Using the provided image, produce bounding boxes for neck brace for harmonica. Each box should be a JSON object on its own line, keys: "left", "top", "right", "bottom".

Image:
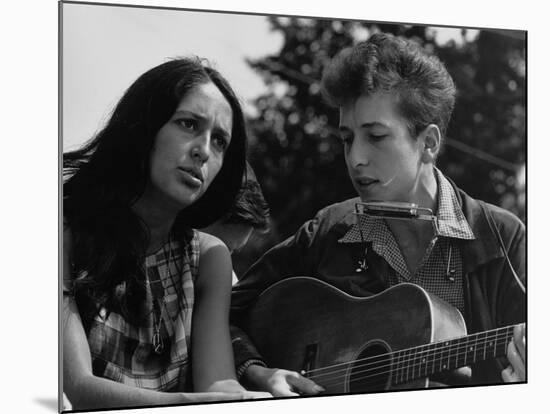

{"left": 352, "top": 201, "right": 441, "bottom": 274}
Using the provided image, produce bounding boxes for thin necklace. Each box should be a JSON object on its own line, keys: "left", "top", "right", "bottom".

{"left": 356, "top": 215, "right": 370, "bottom": 273}
{"left": 151, "top": 234, "right": 174, "bottom": 355}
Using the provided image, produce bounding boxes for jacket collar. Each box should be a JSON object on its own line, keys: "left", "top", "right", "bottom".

{"left": 447, "top": 177, "right": 504, "bottom": 273}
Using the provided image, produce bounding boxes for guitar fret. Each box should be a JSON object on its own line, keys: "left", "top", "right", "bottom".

{"left": 464, "top": 335, "right": 469, "bottom": 367}
{"left": 405, "top": 348, "right": 411, "bottom": 382}
{"left": 392, "top": 350, "right": 401, "bottom": 385}
{"left": 416, "top": 346, "right": 424, "bottom": 380}
{"left": 449, "top": 338, "right": 456, "bottom": 371}
{"left": 408, "top": 348, "right": 414, "bottom": 381}
{"left": 439, "top": 342, "right": 443, "bottom": 372}
{"left": 483, "top": 332, "right": 488, "bottom": 361}
{"left": 432, "top": 344, "right": 437, "bottom": 374}
{"left": 413, "top": 348, "right": 418, "bottom": 380}
{"left": 457, "top": 336, "right": 465, "bottom": 371}
{"left": 476, "top": 331, "right": 487, "bottom": 362}
{"left": 399, "top": 349, "right": 404, "bottom": 385}
{"left": 465, "top": 334, "right": 475, "bottom": 366}
{"left": 443, "top": 341, "right": 450, "bottom": 371}
{"left": 472, "top": 333, "right": 477, "bottom": 363}
{"left": 400, "top": 349, "right": 405, "bottom": 383}
{"left": 411, "top": 349, "right": 418, "bottom": 379}
{"left": 423, "top": 344, "right": 431, "bottom": 377}
{"left": 400, "top": 349, "right": 405, "bottom": 384}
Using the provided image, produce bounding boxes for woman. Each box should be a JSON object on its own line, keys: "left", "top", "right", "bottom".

{"left": 62, "top": 57, "right": 271, "bottom": 410}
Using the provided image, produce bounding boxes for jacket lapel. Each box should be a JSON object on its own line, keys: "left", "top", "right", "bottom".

{"left": 447, "top": 178, "right": 503, "bottom": 273}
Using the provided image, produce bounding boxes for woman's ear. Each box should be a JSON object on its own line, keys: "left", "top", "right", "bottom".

{"left": 420, "top": 124, "right": 441, "bottom": 164}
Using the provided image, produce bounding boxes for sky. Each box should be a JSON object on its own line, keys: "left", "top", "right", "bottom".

{"left": 62, "top": 3, "right": 283, "bottom": 150}
{"left": 61, "top": 3, "right": 481, "bottom": 152}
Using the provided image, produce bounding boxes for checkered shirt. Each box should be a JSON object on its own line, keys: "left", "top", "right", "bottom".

{"left": 80, "top": 230, "right": 200, "bottom": 391}
{"left": 338, "top": 169, "right": 475, "bottom": 314}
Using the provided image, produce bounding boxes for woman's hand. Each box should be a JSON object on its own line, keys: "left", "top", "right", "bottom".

{"left": 186, "top": 390, "right": 271, "bottom": 403}
{"left": 501, "top": 324, "right": 526, "bottom": 382}
{"left": 244, "top": 365, "right": 324, "bottom": 397}
{"left": 205, "top": 379, "right": 272, "bottom": 400}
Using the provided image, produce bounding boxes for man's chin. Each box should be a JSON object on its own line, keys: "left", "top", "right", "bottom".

{"left": 358, "top": 193, "right": 382, "bottom": 203}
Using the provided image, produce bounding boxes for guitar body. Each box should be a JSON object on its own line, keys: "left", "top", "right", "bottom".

{"left": 243, "top": 277, "right": 467, "bottom": 394}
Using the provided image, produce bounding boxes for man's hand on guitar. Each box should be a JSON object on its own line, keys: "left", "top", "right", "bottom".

{"left": 244, "top": 365, "right": 325, "bottom": 397}
{"left": 502, "top": 324, "right": 525, "bottom": 382}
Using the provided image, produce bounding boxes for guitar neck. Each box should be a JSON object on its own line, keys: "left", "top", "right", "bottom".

{"left": 391, "top": 325, "right": 515, "bottom": 385}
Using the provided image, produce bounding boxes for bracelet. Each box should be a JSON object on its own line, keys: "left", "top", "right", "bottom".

{"left": 236, "top": 358, "right": 267, "bottom": 380}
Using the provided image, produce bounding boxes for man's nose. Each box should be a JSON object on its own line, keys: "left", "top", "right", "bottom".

{"left": 348, "top": 137, "right": 370, "bottom": 167}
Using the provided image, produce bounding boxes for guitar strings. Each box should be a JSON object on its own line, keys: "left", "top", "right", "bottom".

{"left": 309, "top": 333, "right": 512, "bottom": 390}
{"left": 306, "top": 330, "right": 512, "bottom": 382}
{"left": 316, "top": 336, "right": 510, "bottom": 390}
{"left": 304, "top": 329, "right": 513, "bottom": 388}
{"left": 308, "top": 335, "right": 511, "bottom": 388}
{"left": 304, "top": 326, "right": 513, "bottom": 377}
{"left": 307, "top": 336, "right": 512, "bottom": 390}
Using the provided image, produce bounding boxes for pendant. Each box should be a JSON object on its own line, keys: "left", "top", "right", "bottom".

{"left": 153, "top": 330, "right": 164, "bottom": 354}
{"left": 446, "top": 269, "right": 456, "bottom": 282}
{"left": 356, "top": 258, "right": 368, "bottom": 273}
{"left": 355, "top": 245, "right": 369, "bottom": 273}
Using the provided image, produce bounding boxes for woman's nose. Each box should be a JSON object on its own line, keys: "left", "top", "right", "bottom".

{"left": 191, "top": 133, "right": 211, "bottom": 162}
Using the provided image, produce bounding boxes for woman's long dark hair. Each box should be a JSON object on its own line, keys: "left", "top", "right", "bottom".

{"left": 63, "top": 57, "right": 247, "bottom": 327}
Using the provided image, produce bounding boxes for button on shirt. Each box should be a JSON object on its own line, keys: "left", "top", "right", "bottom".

{"left": 338, "top": 168, "right": 475, "bottom": 315}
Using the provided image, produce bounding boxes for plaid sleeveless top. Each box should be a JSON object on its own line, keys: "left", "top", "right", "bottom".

{"left": 84, "top": 229, "right": 200, "bottom": 391}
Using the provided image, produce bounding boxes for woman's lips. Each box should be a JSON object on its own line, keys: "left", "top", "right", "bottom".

{"left": 178, "top": 168, "right": 203, "bottom": 188}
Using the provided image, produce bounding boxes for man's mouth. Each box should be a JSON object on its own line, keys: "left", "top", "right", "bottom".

{"left": 355, "top": 177, "right": 378, "bottom": 187}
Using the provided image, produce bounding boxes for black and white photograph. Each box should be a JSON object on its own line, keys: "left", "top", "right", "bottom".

{"left": 4, "top": 0, "right": 547, "bottom": 413}
{"left": 59, "top": 0, "right": 530, "bottom": 412}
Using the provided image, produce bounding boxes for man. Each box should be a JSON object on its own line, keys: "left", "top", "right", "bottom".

{"left": 202, "top": 162, "right": 270, "bottom": 284}
{"left": 230, "top": 33, "right": 525, "bottom": 396}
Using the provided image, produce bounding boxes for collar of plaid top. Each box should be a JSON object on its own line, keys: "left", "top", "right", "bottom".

{"left": 338, "top": 168, "right": 475, "bottom": 278}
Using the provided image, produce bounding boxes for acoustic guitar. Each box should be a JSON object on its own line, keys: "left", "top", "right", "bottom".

{"left": 243, "top": 277, "right": 520, "bottom": 393}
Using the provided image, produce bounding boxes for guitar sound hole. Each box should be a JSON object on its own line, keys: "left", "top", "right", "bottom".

{"left": 348, "top": 342, "right": 391, "bottom": 393}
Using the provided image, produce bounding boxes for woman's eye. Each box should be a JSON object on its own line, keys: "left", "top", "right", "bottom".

{"left": 177, "top": 118, "right": 198, "bottom": 131}
{"left": 213, "top": 135, "right": 229, "bottom": 152}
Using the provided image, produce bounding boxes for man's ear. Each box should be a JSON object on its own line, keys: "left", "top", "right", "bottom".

{"left": 420, "top": 124, "right": 441, "bottom": 163}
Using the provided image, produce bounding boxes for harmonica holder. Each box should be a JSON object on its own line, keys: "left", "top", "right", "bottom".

{"left": 353, "top": 201, "right": 444, "bottom": 276}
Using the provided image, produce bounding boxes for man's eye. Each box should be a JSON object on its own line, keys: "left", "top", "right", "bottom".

{"left": 339, "top": 134, "right": 352, "bottom": 145}
{"left": 369, "top": 134, "right": 387, "bottom": 141}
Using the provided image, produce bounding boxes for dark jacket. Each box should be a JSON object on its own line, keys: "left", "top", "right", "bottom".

{"left": 231, "top": 179, "right": 526, "bottom": 385}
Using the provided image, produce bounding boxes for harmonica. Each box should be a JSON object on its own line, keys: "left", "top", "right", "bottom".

{"left": 355, "top": 201, "right": 438, "bottom": 231}
{"left": 355, "top": 201, "right": 422, "bottom": 218}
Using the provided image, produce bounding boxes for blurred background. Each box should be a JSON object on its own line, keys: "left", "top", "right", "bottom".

{"left": 62, "top": 4, "right": 526, "bottom": 276}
